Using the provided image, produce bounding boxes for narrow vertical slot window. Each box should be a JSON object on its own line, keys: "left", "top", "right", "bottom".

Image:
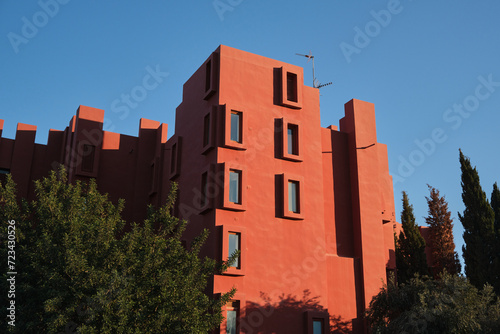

{"left": 230, "top": 111, "right": 242, "bottom": 143}
{"left": 287, "top": 124, "right": 298, "bottom": 155}
{"left": 226, "top": 300, "right": 239, "bottom": 334}
{"left": 223, "top": 106, "right": 246, "bottom": 150}
{"left": 287, "top": 72, "right": 298, "bottom": 102}
{"left": 288, "top": 180, "right": 299, "bottom": 213}
{"left": 229, "top": 170, "right": 241, "bottom": 204}
{"left": 228, "top": 232, "right": 240, "bottom": 268}
{"left": 203, "top": 113, "right": 211, "bottom": 147}
{"left": 205, "top": 60, "right": 212, "bottom": 93}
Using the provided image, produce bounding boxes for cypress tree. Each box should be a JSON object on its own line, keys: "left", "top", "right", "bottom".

{"left": 396, "top": 191, "right": 429, "bottom": 283}
{"left": 425, "top": 185, "right": 461, "bottom": 277}
{"left": 458, "top": 149, "right": 495, "bottom": 290}
{"left": 492, "top": 182, "right": 500, "bottom": 236}
{"left": 491, "top": 182, "right": 500, "bottom": 294}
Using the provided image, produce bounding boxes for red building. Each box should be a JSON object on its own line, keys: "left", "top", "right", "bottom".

{"left": 0, "top": 46, "right": 398, "bottom": 333}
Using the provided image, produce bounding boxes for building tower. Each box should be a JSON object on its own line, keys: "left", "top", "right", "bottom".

{"left": 165, "top": 45, "right": 397, "bottom": 333}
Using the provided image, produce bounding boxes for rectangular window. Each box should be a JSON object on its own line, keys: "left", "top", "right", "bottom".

{"left": 82, "top": 144, "right": 96, "bottom": 173}
{"left": 288, "top": 180, "right": 299, "bottom": 213}
{"left": 228, "top": 232, "right": 240, "bottom": 268}
{"left": 287, "top": 124, "right": 298, "bottom": 155}
{"left": 205, "top": 60, "right": 212, "bottom": 93}
{"left": 230, "top": 111, "right": 242, "bottom": 143}
{"left": 226, "top": 300, "right": 239, "bottom": 334}
{"left": 287, "top": 72, "right": 298, "bottom": 102}
{"left": 221, "top": 225, "right": 246, "bottom": 275}
{"left": 229, "top": 170, "right": 241, "bottom": 204}
{"left": 203, "top": 113, "right": 211, "bottom": 147}
{"left": 223, "top": 106, "right": 246, "bottom": 150}
{"left": 201, "top": 172, "right": 208, "bottom": 207}
{"left": 313, "top": 319, "right": 323, "bottom": 334}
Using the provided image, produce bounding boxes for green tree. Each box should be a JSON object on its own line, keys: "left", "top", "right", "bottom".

{"left": 491, "top": 182, "right": 500, "bottom": 294}
{"left": 395, "top": 191, "right": 429, "bottom": 283}
{"left": 0, "top": 169, "right": 235, "bottom": 333}
{"left": 425, "top": 185, "right": 461, "bottom": 277}
{"left": 365, "top": 273, "right": 500, "bottom": 333}
{"left": 458, "top": 150, "right": 496, "bottom": 290}
{"left": 492, "top": 182, "right": 500, "bottom": 236}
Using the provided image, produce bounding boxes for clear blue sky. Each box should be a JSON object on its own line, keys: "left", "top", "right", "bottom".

{"left": 2, "top": 1, "right": 500, "bottom": 269}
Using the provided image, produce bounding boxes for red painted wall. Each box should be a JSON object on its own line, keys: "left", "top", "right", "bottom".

{"left": 0, "top": 45, "right": 400, "bottom": 333}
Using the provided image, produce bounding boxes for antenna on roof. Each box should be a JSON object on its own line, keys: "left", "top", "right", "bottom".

{"left": 295, "top": 51, "right": 332, "bottom": 89}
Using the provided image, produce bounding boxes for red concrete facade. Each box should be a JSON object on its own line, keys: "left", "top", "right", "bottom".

{"left": 0, "top": 45, "right": 398, "bottom": 333}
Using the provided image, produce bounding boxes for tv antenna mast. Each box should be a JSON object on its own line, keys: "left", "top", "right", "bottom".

{"left": 295, "top": 51, "right": 332, "bottom": 89}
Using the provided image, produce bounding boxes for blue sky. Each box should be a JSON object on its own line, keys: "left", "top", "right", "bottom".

{"left": 2, "top": 1, "right": 500, "bottom": 269}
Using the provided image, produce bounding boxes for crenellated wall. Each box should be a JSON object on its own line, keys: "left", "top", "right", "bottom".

{"left": 0, "top": 105, "right": 169, "bottom": 224}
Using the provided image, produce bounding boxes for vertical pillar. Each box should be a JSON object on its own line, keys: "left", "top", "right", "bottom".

{"left": 11, "top": 123, "right": 37, "bottom": 199}
{"left": 340, "top": 99, "right": 387, "bottom": 311}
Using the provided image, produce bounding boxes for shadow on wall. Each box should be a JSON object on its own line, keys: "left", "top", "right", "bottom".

{"left": 240, "top": 290, "right": 352, "bottom": 334}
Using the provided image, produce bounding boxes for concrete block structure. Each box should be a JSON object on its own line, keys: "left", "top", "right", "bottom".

{"left": 0, "top": 45, "right": 398, "bottom": 333}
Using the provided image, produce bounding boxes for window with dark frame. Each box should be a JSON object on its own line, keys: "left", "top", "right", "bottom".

{"left": 226, "top": 300, "right": 240, "bottom": 334}
{"left": 230, "top": 111, "right": 242, "bottom": 143}
{"left": 286, "top": 72, "right": 298, "bottom": 102}
{"left": 229, "top": 169, "right": 241, "bottom": 204}
{"left": 287, "top": 124, "right": 299, "bottom": 155}
{"left": 228, "top": 232, "right": 240, "bottom": 268}
{"left": 288, "top": 180, "right": 299, "bottom": 213}
{"left": 203, "top": 113, "right": 211, "bottom": 147}
{"left": 313, "top": 319, "right": 323, "bottom": 334}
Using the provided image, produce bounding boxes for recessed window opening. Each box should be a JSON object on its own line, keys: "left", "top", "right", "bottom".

{"left": 287, "top": 124, "right": 299, "bottom": 155}
{"left": 228, "top": 232, "right": 241, "bottom": 268}
{"left": 313, "top": 319, "right": 323, "bottom": 334}
{"left": 230, "top": 111, "right": 242, "bottom": 143}
{"left": 288, "top": 180, "right": 299, "bottom": 213}
{"left": 226, "top": 300, "right": 240, "bottom": 334}
{"left": 229, "top": 170, "right": 241, "bottom": 204}
{"left": 287, "top": 72, "right": 298, "bottom": 102}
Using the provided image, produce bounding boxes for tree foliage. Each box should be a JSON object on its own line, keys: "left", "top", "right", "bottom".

{"left": 492, "top": 183, "right": 500, "bottom": 236}
{"left": 458, "top": 150, "right": 496, "bottom": 290}
{"left": 491, "top": 182, "right": 500, "bottom": 295}
{"left": 425, "top": 185, "right": 461, "bottom": 277}
{"left": 0, "top": 169, "right": 235, "bottom": 333}
{"left": 396, "top": 191, "right": 429, "bottom": 283}
{"left": 365, "top": 273, "right": 500, "bottom": 334}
